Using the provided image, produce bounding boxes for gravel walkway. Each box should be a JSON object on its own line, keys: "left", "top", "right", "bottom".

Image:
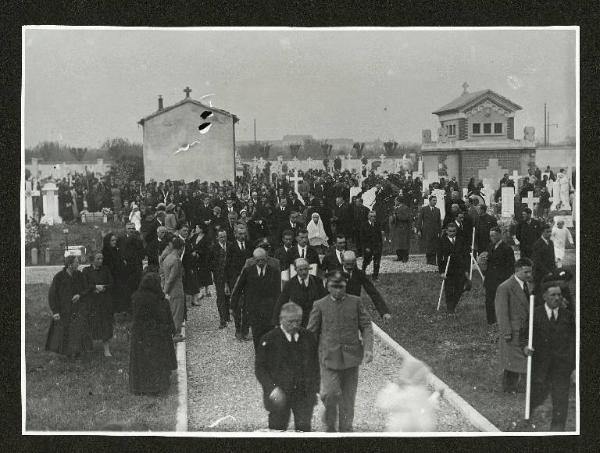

{"left": 185, "top": 290, "right": 476, "bottom": 433}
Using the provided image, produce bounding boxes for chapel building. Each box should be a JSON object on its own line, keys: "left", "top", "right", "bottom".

{"left": 138, "top": 87, "right": 239, "bottom": 183}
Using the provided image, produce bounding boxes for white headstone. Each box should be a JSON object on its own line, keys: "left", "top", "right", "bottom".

{"left": 508, "top": 170, "right": 520, "bottom": 187}
{"left": 501, "top": 186, "right": 515, "bottom": 218}
{"left": 481, "top": 178, "right": 494, "bottom": 206}
{"left": 523, "top": 191, "right": 540, "bottom": 212}
{"left": 349, "top": 186, "right": 362, "bottom": 201}
{"left": 42, "top": 181, "right": 62, "bottom": 224}
{"left": 432, "top": 189, "right": 446, "bottom": 227}
{"left": 362, "top": 187, "right": 377, "bottom": 211}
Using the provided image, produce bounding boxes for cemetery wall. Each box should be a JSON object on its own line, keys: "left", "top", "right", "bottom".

{"left": 460, "top": 149, "right": 530, "bottom": 187}
{"left": 26, "top": 158, "right": 111, "bottom": 180}
{"left": 142, "top": 102, "right": 235, "bottom": 183}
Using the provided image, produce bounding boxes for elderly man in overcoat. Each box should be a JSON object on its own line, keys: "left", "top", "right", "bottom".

{"left": 494, "top": 258, "right": 534, "bottom": 393}
{"left": 307, "top": 271, "right": 374, "bottom": 432}
{"left": 416, "top": 195, "right": 442, "bottom": 265}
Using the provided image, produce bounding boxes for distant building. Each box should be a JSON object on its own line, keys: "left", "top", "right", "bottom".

{"left": 138, "top": 87, "right": 239, "bottom": 183}
{"left": 421, "top": 83, "right": 536, "bottom": 187}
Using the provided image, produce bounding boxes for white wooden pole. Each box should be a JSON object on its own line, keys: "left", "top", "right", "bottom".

{"left": 437, "top": 256, "right": 451, "bottom": 311}
{"left": 469, "top": 227, "right": 476, "bottom": 280}
{"left": 525, "top": 294, "right": 535, "bottom": 420}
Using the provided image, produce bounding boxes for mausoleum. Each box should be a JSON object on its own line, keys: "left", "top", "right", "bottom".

{"left": 421, "top": 83, "right": 536, "bottom": 189}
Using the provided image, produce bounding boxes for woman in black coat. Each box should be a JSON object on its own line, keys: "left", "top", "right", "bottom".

{"left": 188, "top": 223, "right": 213, "bottom": 301}
{"left": 46, "top": 255, "right": 93, "bottom": 358}
{"left": 101, "top": 232, "right": 129, "bottom": 315}
{"left": 82, "top": 251, "right": 114, "bottom": 357}
{"left": 129, "top": 272, "right": 177, "bottom": 395}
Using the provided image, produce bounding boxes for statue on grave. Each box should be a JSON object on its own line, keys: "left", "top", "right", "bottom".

{"left": 523, "top": 127, "right": 535, "bottom": 143}
{"left": 422, "top": 129, "right": 432, "bottom": 144}
{"left": 437, "top": 126, "right": 448, "bottom": 143}
{"left": 551, "top": 171, "right": 572, "bottom": 211}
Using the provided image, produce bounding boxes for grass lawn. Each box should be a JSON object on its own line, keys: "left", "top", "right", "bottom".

{"left": 25, "top": 283, "right": 178, "bottom": 431}
{"left": 362, "top": 267, "right": 577, "bottom": 432}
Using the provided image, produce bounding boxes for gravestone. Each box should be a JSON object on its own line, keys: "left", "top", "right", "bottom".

{"left": 500, "top": 186, "right": 515, "bottom": 218}
{"left": 41, "top": 181, "right": 62, "bottom": 224}
{"left": 24, "top": 179, "right": 40, "bottom": 221}
{"left": 523, "top": 191, "right": 540, "bottom": 212}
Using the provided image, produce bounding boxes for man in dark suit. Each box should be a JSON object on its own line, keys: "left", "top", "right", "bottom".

{"left": 531, "top": 224, "right": 556, "bottom": 301}
{"left": 321, "top": 234, "right": 347, "bottom": 274}
{"left": 331, "top": 196, "right": 352, "bottom": 239}
{"left": 224, "top": 211, "right": 239, "bottom": 241}
{"left": 145, "top": 225, "right": 169, "bottom": 271}
{"left": 287, "top": 229, "right": 320, "bottom": 268}
{"left": 417, "top": 195, "right": 442, "bottom": 265}
{"left": 350, "top": 197, "right": 369, "bottom": 255}
{"left": 275, "top": 199, "right": 292, "bottom": 241}
{"left": 475, "top": 205, "right": 498, "bottom": 254}
{"left": 207, "top": 205, "right": 226, "bottom": 240}
{"left": 481, "top": 227, "right": 515, "bottom": 325}
{"left": 225, "top": 223, "right": 253, "bottom": 340}
{"left": 342, "top": 251, "right": 391, "bottom": 321}
{"left": 273, "top": 230, "right": 295, "bottom": 272}
{"left": 515, "top": 208, "right": 542, "bottom": 259}
{"left": 273, "top": 258, "right": 328, "bottom": 328}
{"left": 307, "top": 271, "right": 374, "bottom": 432}
{"left": 255, "top": 302, "right": 320, "bottom": 432}
{"left": 437, "top": 222, "right": 469, "bottom": 314}
{"left": 231, "top": 247, "right": 281, "bottom": 351}
{"left": 495, "top": 258, "right": 534, "bottom": 393}
{"left": 209, "top": 229, "right": 231, "bottom": 329}
{"left": 522, "top": 282, "right": 575, "bottom": 431}
{"left": 360, "top": 211, "right": 384, "bottom": 280}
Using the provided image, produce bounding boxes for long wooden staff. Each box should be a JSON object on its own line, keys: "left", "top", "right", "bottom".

{"left": 437, "top": 256, "right": 451, "bottom": 311}
{"left": 525, "top": 294, "right": 535, "bottom": 419}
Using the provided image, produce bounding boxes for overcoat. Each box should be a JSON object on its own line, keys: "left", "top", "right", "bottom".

{"left": 416, "top": 205, "right": 441, "bottom": 254}
{"left": 389, "top": 204, "right": 412, "bottom": 251}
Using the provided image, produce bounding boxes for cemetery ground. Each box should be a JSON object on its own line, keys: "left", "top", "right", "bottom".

{"left": 367, "top": 266, "right": 577, "bottom": 432}
{"left": 25, "top": 283, "right": 178, "bottom": 431}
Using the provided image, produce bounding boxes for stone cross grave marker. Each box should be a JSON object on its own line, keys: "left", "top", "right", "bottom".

{"left": 289, "top": 169, "right": 303, "bottom": 195}
{"left": 42, "top": 181, "right": 62, "bottom": 224}
{"left": 501, "top": 186, "right": 515, "bottom": 218}
{"left": 508, "top": 170, "right": 520, "bottom": 187}
{"left": 478, "top": 159, "right": 509, "bottom": 206}
{"left": 24, "top": 179, "right": 40, "bottom": 221}
{"left": 523, "top": 191, "right": 540, "bottom": 212}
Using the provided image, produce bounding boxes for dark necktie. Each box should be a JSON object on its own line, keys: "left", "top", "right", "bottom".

{"left": 551, "top": 310, "right": 557, "bottom": 323}
{"left": 523, "top": 282, "right": 530, "bottom": 299}
{"left": 240, "top": 242, "right": 245, "bottom": 251}
{"left": 301, "top": 248, "right": 305, "bottom": 258}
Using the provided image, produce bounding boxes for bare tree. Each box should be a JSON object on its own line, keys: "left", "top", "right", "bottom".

{"left": 69, "top": 147, "right": 88, "bottom": 161}
{"left": 352, "top": 142, "right": 365, "bottom": 159}
{"left": 383, "top": 141, "right": 399, "bottom": 156}
{"left": 320, "top": 142, "right": 332, "bottom": 159}
{"left": 289, "top": 143, "right": 301, "bottom": 159}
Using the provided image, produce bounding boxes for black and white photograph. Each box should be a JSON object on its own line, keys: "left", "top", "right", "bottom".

{"left": 21, "top": 26, "right": 579, "bottom": 436}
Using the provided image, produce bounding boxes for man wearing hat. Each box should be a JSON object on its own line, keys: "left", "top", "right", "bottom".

{"left": 515, "top": 208, "right": 542, "bottom": 259}
{"left": 307, "top": 271, "right": 374, "bottom": 432}
{"left": 531, "top": 224, "right": 556, "bottom": 303}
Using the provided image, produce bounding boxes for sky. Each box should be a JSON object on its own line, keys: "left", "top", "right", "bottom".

{"left": 23, "top": 27, "right": 577, "bottom": 149}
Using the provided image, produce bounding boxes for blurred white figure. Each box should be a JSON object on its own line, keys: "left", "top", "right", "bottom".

{"left": 551, "top": 219, "right": 574, "bottom": 267}
{"left": 375, "top": 358, "right": 440, "bottom": 432}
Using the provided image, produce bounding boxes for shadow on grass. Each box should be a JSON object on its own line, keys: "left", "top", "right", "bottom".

{"left": 25, "top": 283, "right": 178, "bottom": 432}
{"left": 362, "top": 267, "right": 577, "bottom": 432}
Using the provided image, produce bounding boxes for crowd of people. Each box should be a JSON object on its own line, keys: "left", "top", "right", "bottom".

{"left": 41, "top": 162, "right": 575, "bottom": 431}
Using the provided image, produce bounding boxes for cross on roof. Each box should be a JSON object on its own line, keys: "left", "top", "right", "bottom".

{"left": 523, "top": 191, "right": 540, "bottom": 211}
{"left": 184, "top": 86, "right": 192, "bottom": 98}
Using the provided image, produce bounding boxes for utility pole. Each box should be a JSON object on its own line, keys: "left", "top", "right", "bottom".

{"left": 254, "top": 119, "right": 257, "bottom": 144}
{"left": 544, "top": 103, "right": 547, "bottom": 146}
{"left": 546, "top": 110, "right": 559, "bottom": 146}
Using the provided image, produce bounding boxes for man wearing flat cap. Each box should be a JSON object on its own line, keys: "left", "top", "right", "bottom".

{"left": 307, "top": 270, "right": 373, "bottom": 432}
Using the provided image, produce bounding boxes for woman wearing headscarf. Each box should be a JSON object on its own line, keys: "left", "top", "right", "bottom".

{"left": 46, "top": 255, "right": 93, "bottom": 358}
{"left": 129, "top": 272, "right": 177, "bottom": 395}
{"left": 102, "top": 232, "right": 129, "bottom": 314}
{"left": 161, "top": 237, "right": 185, "bottom": 342}
{"left": 307, "top": 212, "right": 329, "bottom": 252}
{"left": 82, "top": 251, "right": 114, "bottom": 357}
